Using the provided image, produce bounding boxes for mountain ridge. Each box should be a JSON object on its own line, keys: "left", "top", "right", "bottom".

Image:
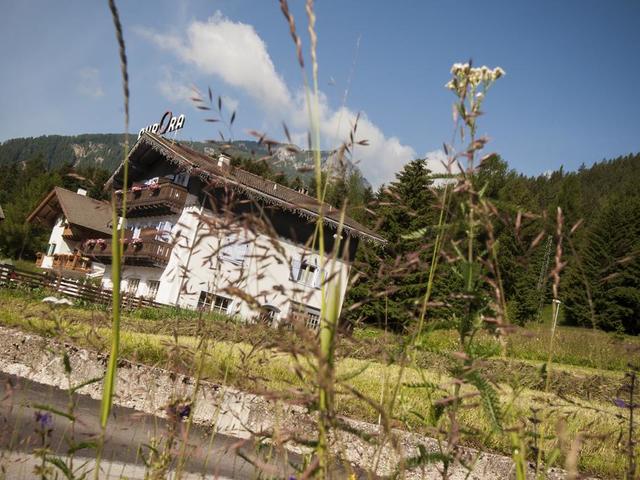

{"left": 0, "top": 133, "right": 369, "bottom": 187}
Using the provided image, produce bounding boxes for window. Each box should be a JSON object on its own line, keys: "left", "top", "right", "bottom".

{"left": 212, "top": 295, "right": 232, "bottom": 314}
{"left": 259, "top": 305, "right": 280, "bottom": 325}
{"left": 197, "top": 291, "right": 232, "bottom": 314}
{"left": 291, "top": 258, "right": 322, "bottom": 288}
{"left": 290, "top": 302, "right": 321, "bottom": 330}
{"left": 156, "top": 221, "right": 173, "bottom": 241}
{"left": 197, "top": 291, "right": 213, "bottom": 311}
{"left": 127, "top": 278, "right": 140, "bottom": 296}
{"left": 173, "top": 172, "right": 189, "bottom": 187}
{"left": 146, "top": 280, "right": 160, "bottom": 300}
{"left": 46, "top": 243, "right": 56, "bottom": 256}
{"left": 220, "top": 235, "right": 248, "bottom": 265}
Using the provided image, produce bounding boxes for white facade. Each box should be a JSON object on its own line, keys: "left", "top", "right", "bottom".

{"left": 39, "top": 215, "right": 105, "bottom": 277}
{"left": 40, "top": 216, "right": 73, "bottom": 269}
{"left": 101, "top": 191, "right": 352, "bottom": 327}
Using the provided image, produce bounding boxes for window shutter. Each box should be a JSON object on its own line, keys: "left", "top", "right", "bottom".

{"left": 291, "top": 258, "right": 301, "bottom": 281}
{"left": 313, "top": 268, "right": 326, "bottom": 289}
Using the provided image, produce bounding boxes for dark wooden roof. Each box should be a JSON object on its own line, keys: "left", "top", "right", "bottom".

{"left": 27, "top": 187, "right": 113, "bottom": 236}
{"left": 107, "top": 132, "right": 385, "bottom": 243}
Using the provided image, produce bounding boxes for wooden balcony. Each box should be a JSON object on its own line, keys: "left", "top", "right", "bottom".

{"left": 82, "top": 235, "right": 172, "bottom": 268}
{"left": 116, "top": 179, "right": 188, "bottom": 217}
{"left": 47, "top": 253, "right": 93, "bottom": 274}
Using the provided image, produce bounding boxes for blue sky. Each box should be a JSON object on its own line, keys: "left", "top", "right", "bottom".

{"left": 1, "top": 1, "right": 639, "bottom": 186}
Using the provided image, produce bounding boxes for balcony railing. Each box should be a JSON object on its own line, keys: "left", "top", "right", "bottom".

{"left": 81, "top": 235, "right": 172, "bottom": 268}
{"left": 115, "top": 178, "right": 188, "bottom": 217}
{"left": 34, "top": 253, "right": 92, "bottom": 273}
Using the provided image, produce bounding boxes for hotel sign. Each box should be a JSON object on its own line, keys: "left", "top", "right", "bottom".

{"left": 138, "top": 111, "right": 186, "bottom": 138}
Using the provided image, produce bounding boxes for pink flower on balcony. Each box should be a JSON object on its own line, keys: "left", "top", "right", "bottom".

{"left": 131, "top": 184, "right": 143, "bottom": 193}
{"left": 149, "top": 182, "right": 161, "bottom": 191}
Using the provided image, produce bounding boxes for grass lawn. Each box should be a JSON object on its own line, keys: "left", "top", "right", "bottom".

{"left": 0, "top": 288, "right": 635, "bottom": 478}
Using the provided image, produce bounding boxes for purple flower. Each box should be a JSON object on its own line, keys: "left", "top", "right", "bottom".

{"left": 614, "top": 398, "right": 630, "bottom": 409}
{"left": 34, "top": 411, "right": 53, "bottom": 429}
{"left": 166, "top": 400, "right": 191, "bottom": 421}
{"left": 178, "top": 403, "right": 191, "bottom": 420}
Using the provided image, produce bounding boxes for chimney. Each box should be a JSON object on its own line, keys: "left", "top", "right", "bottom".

{"left": 76, "top": 188, "right": 87, "bottom": 196}
{"left": 217, "top": 154, "right": 231, "bottom": 168}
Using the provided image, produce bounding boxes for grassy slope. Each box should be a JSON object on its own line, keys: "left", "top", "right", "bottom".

{"left": 0, "top": 288, "right": 635, "bottom": 478}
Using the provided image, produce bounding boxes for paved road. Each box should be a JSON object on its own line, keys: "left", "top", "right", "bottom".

{"left": 0, "top": 372, "right": 299, "bottom": 479}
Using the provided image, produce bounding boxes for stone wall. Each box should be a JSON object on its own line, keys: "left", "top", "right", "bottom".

{"left": 0, "top": 326, "right": 583, "bottom": 479}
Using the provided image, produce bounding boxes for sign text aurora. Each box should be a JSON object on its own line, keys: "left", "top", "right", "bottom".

{"left": 138, "top": 111, "right": 186, "bottom": 138}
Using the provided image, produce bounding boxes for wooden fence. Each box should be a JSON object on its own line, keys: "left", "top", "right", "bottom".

{"left": 0, "top": 263, "right": 165, "bottom": 310}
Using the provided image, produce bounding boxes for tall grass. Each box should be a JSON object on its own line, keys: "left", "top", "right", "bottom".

{"left": 2, "top": 2, "right": 637, "bottom": 479}
{"left": 95, "top": 1, "right": 130, "bottom": 477}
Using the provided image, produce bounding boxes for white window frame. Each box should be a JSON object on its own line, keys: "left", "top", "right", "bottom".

{"left": 46, "top": 243, "right": 56, "bottom": 256}
{"left": 212, "top": 294, "right": 232, "bottom": 314}
{"left": 197, "top": 291, "right": 232, "bottom": 315}
{"left": 290, "top": 302, "right": 321, "bottom": 330}
{"left": 291, "top": 257, "right": 322, "bottom": 289}
{"left": 197, "top": 291, "right": 214, "bottom": 311}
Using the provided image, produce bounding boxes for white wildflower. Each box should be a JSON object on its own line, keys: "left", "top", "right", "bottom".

{"left": 469, "top": 69, "right": 482, "bottom": 86}
{"left": 451, "top": 62, "right": 469, "bottom": 75}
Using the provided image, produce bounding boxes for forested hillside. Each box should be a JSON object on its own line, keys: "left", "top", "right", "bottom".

{"left": 346, "top": 153, "right": 640, "bottom": 335}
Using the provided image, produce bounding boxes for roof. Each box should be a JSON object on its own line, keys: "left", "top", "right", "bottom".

{"left": 108, "top": 132, "right": 385, "bottom": 243}
{"left": 27, "top": 187, "right": 113, "bottom": 236}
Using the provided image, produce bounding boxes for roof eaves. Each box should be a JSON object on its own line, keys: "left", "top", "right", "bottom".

{"left": 119, "top": 132, "right": 387, "bottom": 243}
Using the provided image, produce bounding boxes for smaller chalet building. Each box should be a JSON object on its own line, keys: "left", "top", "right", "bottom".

{"left": 28, "top": 132, "right": 384, "bottom": 328}
{"left": 27, "top": 187, "right": 112, "bottom": 277}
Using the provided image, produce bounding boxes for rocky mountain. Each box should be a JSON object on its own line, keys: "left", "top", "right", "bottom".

{"left": 0, "top": 134, "right": 369, "bottom": 186}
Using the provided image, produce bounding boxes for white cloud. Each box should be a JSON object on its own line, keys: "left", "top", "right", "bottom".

{"left": 136, "top": 13, "right": 291, "bottom": 112}
{"left": 137, "top": 12, "right": 415, "bottom": 187}
{"left": 157, "top": 68, "right": 194, "bottom": 103}
{"left": 313, "top": 105, "right": 415, "bottom": 187}
{"left": 424, "top": 149, "right": 462, "bottom": 185}
{"left": 77, "top": 67, "right": 104, "bottom": 98}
